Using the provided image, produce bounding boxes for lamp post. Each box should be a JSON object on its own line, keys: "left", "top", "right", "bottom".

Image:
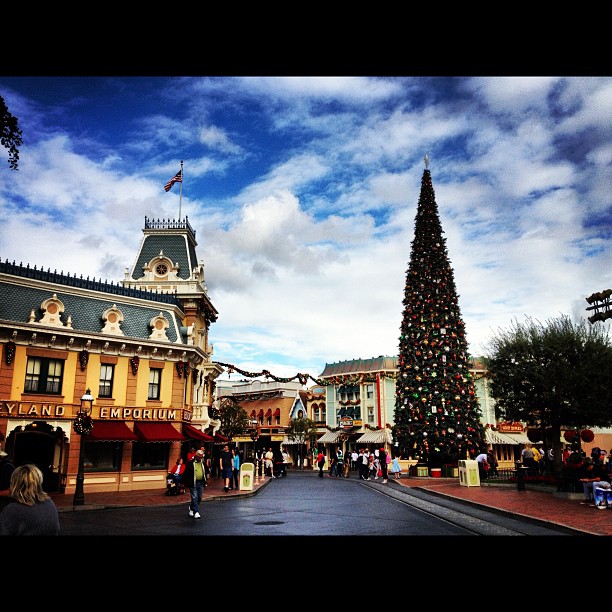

{"left": 249, "top": 420, "right": 259, "bottom": 484}
{"left": 586, "top": 288, "right": 612, "bottom": 323}
{"left": 73, "top": 388, "right": 94, "bottom": 506}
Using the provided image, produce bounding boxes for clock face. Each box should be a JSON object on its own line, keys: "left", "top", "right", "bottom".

{"left": 155, "top": 263, "right": 168, "bottom": 276}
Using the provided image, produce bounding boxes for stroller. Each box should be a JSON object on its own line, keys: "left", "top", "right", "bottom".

{"left": 165, "top": 472, "right": 185, "bottom": 496}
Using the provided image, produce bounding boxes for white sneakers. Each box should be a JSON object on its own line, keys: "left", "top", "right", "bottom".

{"left": 188, "top": 510, "right": 194, "bottom": 517}
{"left": 194, "top": 512, "right": 201, "bottom": 519}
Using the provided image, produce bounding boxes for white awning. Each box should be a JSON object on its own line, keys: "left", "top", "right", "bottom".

{"left": 356, "top": 429, "right": 393, "bottom": 445}
{"left": 282, "top": 436, "right": 304, "bottom": 445}
{"left": 485, "top": 429, "right": 520, "bottom": 445}
{"left": 485, "top": 429, "right": 531, "bottom": 445}
{"left": 317, "top": 430, "right": 342, "bottom": 444}
{"left": 505, "top": 432, "right": 532, "bottom": 444}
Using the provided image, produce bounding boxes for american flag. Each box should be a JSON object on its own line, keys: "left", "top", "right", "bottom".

{"left": 164, "top": 169, "right": 182, "bottom": 192}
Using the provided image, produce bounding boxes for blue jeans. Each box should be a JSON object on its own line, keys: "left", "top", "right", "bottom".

{"left": 188, "top": 480, "right": 205, "bottom": 513}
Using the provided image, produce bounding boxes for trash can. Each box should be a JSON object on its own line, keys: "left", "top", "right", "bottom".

{"left": 239, "top": 462, "right": 254, "bottom": 491}
{"left": 416, "top": 465, "right": 429, "bottom": 477}
{"left": 458, "top": 459, "right": 480, "bottom": 487}
{"left": 441, "top": 464, "right": 459, "bottom": 478}
{"left": 430, "top": 468, "right": 442, "bottom": 478}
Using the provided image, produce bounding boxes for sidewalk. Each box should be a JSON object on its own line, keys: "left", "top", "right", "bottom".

{"left": 392, "top": 476, "right": 611, "bottom": 536}
{"left": 50, "top": 471, "right": 611, "bottom": 536}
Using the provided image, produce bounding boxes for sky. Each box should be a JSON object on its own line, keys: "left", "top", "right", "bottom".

{"left": 0, "top": 76, "right": 610, "bottom": 383}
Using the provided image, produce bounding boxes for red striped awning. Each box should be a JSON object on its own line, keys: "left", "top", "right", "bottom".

{"left": 87, "top": 421, "right": 138, "bottom": 442}
{"left": 273, "top": 408, "right": 280, "bottom": 417}
{"left": 134, "top": 422, "right": 186, "bottom": 442}
{"left": 183, "top": 424, "right": 215, "bottom": 442}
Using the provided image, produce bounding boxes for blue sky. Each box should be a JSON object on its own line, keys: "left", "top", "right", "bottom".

{"left": 0, "top": 76, "right": 610, "bottom": 382}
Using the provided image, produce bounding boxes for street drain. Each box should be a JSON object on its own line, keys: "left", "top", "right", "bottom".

{"left": 254, "top": 520, "right": 284, "bottom": 525}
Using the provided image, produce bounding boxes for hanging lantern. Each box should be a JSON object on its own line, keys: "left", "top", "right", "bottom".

{"left": 563, "top": 430, "right": 576, "bottom": 443}
{"left": 580, "top": 429, "right": 595, "bottom": 443}
{"left": 526, "top": 428, "right": 541, "bottom": 443}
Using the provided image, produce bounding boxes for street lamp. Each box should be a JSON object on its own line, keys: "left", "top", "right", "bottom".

{"left": 586, "top": 288, "right": 612, "bottom": 323}
{"left": 73, "top": 388, "right": 94, "bottom": 506}
{"left": 249, "top": 420, "right": 259, "bottom": 484}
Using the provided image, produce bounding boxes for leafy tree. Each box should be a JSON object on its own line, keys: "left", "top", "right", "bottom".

{"left": 285, "top": 417, "right": 318, "bottom": 469}
{"left": 483, "top": 314, "right": 612, "bottom": 474}
{"left": 0, "top": 95, "right": 23, "bottom": 170}
{"left": 217, "top": 396, "right": 251, "bottom": 441}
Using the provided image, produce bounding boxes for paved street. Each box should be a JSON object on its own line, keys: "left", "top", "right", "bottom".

{"left": 58, "top": 471, "right": 580, "bottom": 537}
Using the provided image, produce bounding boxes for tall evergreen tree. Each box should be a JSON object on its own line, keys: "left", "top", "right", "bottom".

{"left": 392, "top": 159, "right": 487, "bottom": 468}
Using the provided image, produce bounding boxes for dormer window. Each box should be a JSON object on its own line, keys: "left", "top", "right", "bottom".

{"left": 155, "top": 263, "right": 168, "bottom": 276}
{"left": 149, "top": 312, "right": 170, "bottom": 341}
{"left": 37, "top": 294, "right": 67, "bottom": 327}
{"left": 101, "top": 304, "right": 125, "bottom": 336}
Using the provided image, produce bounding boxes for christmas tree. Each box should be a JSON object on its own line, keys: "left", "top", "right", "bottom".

{"left": 392, "top": 157, "right": 487, "bottom": 468}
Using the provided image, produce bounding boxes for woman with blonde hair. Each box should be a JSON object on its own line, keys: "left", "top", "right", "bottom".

{"left": 0, "top": 464, "right": 60, "bottom": 535}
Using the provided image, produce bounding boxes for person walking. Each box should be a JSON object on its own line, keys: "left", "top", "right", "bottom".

{"left": 379, "top": 447, "right": 389, "bottom": 483}
{"left": 265, "top": 447, "right": 275, "bottom": 478}
{"left": 220, "top": 444, "right": 233, "bottom": 493}
{"left": 351, "top": 449, "right": 359, "bottom": 472}
{"left": 336, "top": 448, "right": 344, "bottom": 478}
{"left": 183, "top": 449, "right": 206, "bottom": 518}
{"left": 329, "top": 452, "right": 339, "bottom": 478}
{"left": 343, "top": 451, "right": 351, "bottom": 478}
{"left": 231, "top": 447, "right": 240, "bottom": 490}
{"left": 317, "top": 450, "right": 325, "bottom": 477}
{"left": 358, "top": 448, "right": 368, "bottom": 480}
{"left": 281, "top": 448, "right": 290, "bottom": 477}
{"left": 0, "top": 464, "right": 60, "bottom": 535}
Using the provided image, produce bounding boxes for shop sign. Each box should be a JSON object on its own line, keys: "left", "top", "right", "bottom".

{"left": 497, "top": 421, "right": 524, "bottom": 433}
{"left": 0, "top": 401, "right": 179, "bottom": 421}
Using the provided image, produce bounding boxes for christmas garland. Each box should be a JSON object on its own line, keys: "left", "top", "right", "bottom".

{"left": 73, "top": 413, "right": 94, "bottom": 435}
{"left": 79, "top": 349, "right": 89, "bottom": 370}
{"left": 130, "top": 355, "right": 140, "bottom": 375}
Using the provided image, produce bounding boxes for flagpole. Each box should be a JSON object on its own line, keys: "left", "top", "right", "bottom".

{"left": 178, "top": 160, "right": 184, "bottom": 221}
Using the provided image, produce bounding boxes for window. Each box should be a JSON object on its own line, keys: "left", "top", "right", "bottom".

{"left": 83, "top": 442, "right": 122, "bottom": 471}
{"left": 99, "top": 364, "right": 114, "bottom": 398}
{"left": 148, "top": 368, "right": 161, "bottom": 400}
{"left": 24, "top": 357, "right": 63, "bottom": 394}
{"left": 132, "top": 442, "right": 170, "bottom": 470}
{"left": 366, "top": 384, "right": 374, "bottom": 399}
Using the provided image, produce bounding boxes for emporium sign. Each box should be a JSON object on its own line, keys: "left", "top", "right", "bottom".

{"left": 0, "top": 402, "right": 179, "bottom": 421}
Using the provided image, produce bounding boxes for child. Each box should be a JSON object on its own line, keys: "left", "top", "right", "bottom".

{"left": 391, "top": 456, "right": 402, "bottom": 479}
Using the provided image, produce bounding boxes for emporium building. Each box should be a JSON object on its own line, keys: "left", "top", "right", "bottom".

{"left": 0, "top": 217, "right": 224, "bottom": 496}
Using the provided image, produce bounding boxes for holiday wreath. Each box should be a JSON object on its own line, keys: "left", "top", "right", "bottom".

{"left": 73, "top": 413, "right": 94, "bottom": 436}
